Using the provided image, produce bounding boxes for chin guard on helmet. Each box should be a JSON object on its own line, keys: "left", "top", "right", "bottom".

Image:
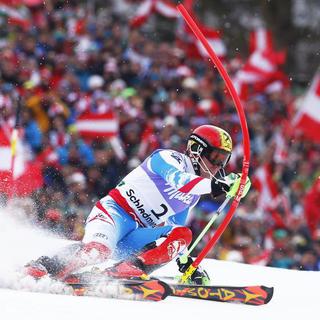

{"left": 187, "top": 140, "right": 203, "bottom": 176}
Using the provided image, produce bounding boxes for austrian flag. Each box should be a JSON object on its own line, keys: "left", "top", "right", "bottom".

{"left": 187, "top": 23, "right": 226, "bottom": 59}
{"left": 0, "top": 128, "right": 43, "bottom": 197}
{"left": 249, "top": 29, "right": 273, "bottom": 54}
{"left": 75, "top": 112, "right": 119, "bottom": 139}
{"left": 130, "top": 0, "right": 179, "bottom": 28}
{"left": 232, "top": 28, "right": 287, "bottom": 100}
{"left": 176, "top": 14, "right": 226, "bottom": 60}
{"left": 0, "top": 2, "right": 30, "bottom": 29}
{"left": 293, "top": 71, "right": 320, "bottom": 143}
{"left": 253, "top": 164, "right": 279, "bottom": 210}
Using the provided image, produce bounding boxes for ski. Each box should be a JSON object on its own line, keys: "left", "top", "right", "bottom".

{"left": 170, "top": 283, "right": 273, "bottom": 305}
{"left": 68, "top": 278, "right": 171, "bottom": 302}
{"left": 65, "top": 273, "right": 273, "bottom": 305}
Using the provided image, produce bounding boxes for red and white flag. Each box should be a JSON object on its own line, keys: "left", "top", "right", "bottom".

{"left": 253, "top": 164, "right": 279, "bottom": 210}
{"left": 130, "top": 0, "right": 179, "bottom": 28}
{"left": 75, "top": 111, "right": 119, "bottom": 139}
{"left": 137, "top": 123, "right": 160, "bottom": 159}
{"left": 249, "top": 28, "right": 273, "bottom": 54}
{"left": 0, "top": 127, "right": 43, "bottom": 197}
{"left": 0, "top": 1, "right": 31, "bottom": 29}
{"left": 293, "top": 70, "right": 320, "bottom": 143}
{"left": 233, "top": 50, "right": 287, "bottom": 99}
{"left": 272, "top": 128, "right": 289, "bottom": 164}
{"left": 175, "top": 0, "right": 226, "bottom": 59}
{"left": 253, "top": 163, "right": 292, "bottom": 228}
{"left": 75, "top": 111, "right": 126, "bottom": 160}
{"left": 233, "top": 29, "right": 287, "bottom": 100}
{"left": 176, "top": 12, "right": 226, "bottom": 60}
{"left": 304, "top": 178, "right": 320, "bottom": 239}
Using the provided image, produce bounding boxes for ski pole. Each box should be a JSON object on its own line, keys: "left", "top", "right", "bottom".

{"left": 179, "top": 196, "right": 231, "bottom": 264}
{"left": 177, "top": 4, "right": 250, "bottom": 284}
{"left": 8, "top": 97, "right": 22, "bottom": 200}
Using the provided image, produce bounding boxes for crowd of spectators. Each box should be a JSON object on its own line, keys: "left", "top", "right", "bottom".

{"left": 0, "top": 1, "right": 319, "bottom": 271}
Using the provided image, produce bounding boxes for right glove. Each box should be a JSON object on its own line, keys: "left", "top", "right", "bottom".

{"left": 211, "top": 173, "right": 251, "bottom": 199}
{"left": 225, "top": 173, "right": 251, "bottom": 199}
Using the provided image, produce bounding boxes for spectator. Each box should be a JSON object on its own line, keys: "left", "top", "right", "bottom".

{"left": 22, "top": 108, "right": 43, "bottom": 153}
{"left": 56, "top": 129, "right": 95, "bottom": 167}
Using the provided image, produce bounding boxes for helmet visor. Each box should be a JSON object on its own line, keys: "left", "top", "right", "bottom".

{"left": 206, "top": 149, "right": 230, "bottom": 168}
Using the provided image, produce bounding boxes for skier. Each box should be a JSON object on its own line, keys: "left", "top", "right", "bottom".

{"left": 25, "top": 125, "right": 251, "bottom": 284}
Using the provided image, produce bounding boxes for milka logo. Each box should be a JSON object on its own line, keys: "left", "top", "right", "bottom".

{"left": 163, "top": 184, "right": 193, "bottom": 205}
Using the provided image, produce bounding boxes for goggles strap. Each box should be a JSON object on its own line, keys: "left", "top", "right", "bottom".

{"left": 196, "top": 154, "right": 216, "bottom": 180}
{"left": 188, "top": 144, "right": 226, "bottom": 179}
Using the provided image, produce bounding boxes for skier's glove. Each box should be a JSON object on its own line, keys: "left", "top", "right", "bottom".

{"left": 176, "top": 256, "right": 210, "bottom": 285}
{"left": 224, "top": 173, "right": 251, "bottom": 198}
{"left": 211, "top": 178, "right": 230, "bottom": 198}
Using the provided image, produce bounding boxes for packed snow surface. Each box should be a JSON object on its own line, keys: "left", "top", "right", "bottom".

{"left": 0, "top": 208, "right": 318, "bottom": 320}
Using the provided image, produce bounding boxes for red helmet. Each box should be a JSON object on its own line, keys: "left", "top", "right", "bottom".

{"left": 187, "top": 125, "right": 232, "bottom": 176}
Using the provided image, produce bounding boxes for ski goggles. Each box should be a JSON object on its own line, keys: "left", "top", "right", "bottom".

{"left": 206, "top": 148, "right": 231, "bottom": 168}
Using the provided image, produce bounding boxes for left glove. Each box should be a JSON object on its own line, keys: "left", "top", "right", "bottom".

{"left": 224, "top": 173, "right": 251, "bottom": 198}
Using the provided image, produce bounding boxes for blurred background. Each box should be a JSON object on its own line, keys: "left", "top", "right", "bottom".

{"left": 0, "top": 0, "right": 319, "bottom": 271}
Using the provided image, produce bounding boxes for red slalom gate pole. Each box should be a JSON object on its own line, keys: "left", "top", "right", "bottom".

{"left": 177, "top": 4, "right": 251, "bottom": 282}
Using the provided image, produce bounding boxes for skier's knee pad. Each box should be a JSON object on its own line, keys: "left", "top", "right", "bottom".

{"left": 138, "top": 226, "right": 192, "bottom": 268}
{"left": 165, "top": 226, "right": 192, "bottom": 258}
{"left": 169, "top": 226, "right": 193, "bottom": 248}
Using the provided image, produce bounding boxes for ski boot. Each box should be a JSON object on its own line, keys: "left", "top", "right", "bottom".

{"left": 24, "top": 258, "right": 49, "bottom": 279}
{"left": 107, "top": 227, "right": 193, "bottom": 281}
{"left": 176, "top": 256, "right": 210, "bottom": 285}
{"left": 24, "top": 255, "right": 68, "bottom": 279}
{"left": 104, "top": 259, "right": 150, "bottom": 280}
